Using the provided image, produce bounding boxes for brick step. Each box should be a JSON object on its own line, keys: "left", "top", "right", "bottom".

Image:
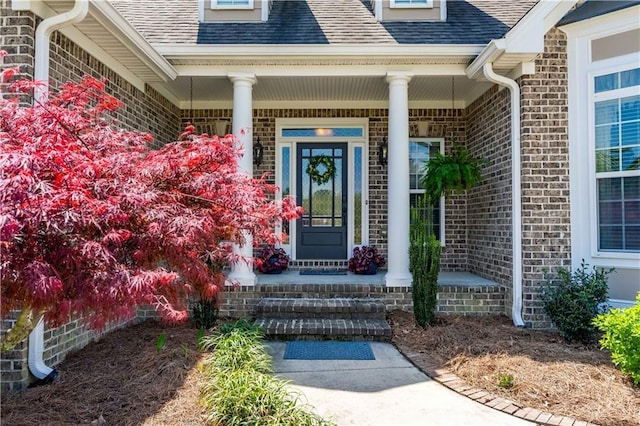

{"left": 258, "top": 283, "right": 386, "bottom": 299}
{"left": 254, "top": 297, "right": 386, "bottom": 319}
{"left": 253, "top": 318, "right": 391, "bottom": 341}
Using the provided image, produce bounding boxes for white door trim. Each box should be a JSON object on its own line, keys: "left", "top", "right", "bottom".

{"left": 275, "top": 118, "right": 370, "bottom": 260}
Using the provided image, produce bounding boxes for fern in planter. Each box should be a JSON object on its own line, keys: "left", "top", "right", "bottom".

{"left": 421, "top": 145, "right": 487, "bottom": 203}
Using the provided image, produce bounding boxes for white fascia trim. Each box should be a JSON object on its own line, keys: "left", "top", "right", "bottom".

{"left": 375, "top": 0, "right": 383, "bottom": 21}
{"left": 467, "top": 0, "right": 579, "bottom": 79}
{"left": 198, "top": 0, "right": 205, "bottom": 22}
{"left": 504, "top": 0, "right": 579, "bottom": 53}
{"left": 175, "top": 63, "right": 469, "bottom": 78}
{"left": 261, "top": 0, "right": 269, "bottom": 21}
{"left": 559, "top": 4, "right": 640, "bottom": 38}
{"left": 440, "top": 0, "right": 447, "bottom": 22}
{"left": 154, "top": 44, "right": 485, "bottom": 58}
{"left": 180, "top": 99, "right": 468, "bottom": 110}
{"left": 90, "top": 2, "right": 177, "bottom": 81}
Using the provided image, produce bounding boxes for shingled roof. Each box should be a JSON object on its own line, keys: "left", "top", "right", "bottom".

{"left": 111, "top": 0, "right": 538, "bottom": 45}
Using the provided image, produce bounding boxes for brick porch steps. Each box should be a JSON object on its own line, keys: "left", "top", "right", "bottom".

{"left": 253, "top": 317, "right": 391, "bottom": 341}
{"left": 253, "top": 297, "right": 391, "bottom": 341}
{"left": 254, "top": 297, "right": 386, "bottom": 319}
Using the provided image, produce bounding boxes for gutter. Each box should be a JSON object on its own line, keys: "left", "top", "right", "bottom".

{"left": 28, "top": 0, "right": 89, "bottom": 384}
{"left": 482, "top": 63, "right": 526, "bottom": 328}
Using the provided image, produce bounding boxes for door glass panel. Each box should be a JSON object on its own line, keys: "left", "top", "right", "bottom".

{"left": 354, "top": 147, "right": 363, "bottom": 245}
{"left": 281, "top": 146, "right": 291, "bottom": 244}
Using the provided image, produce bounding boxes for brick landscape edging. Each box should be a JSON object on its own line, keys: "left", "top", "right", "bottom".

{"left": 393, "top": 343, "right": 599, "bottom": 426}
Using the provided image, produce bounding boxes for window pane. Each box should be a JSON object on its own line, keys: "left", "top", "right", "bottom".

{"left": 621, "top": 122, "right": 640, "bottom": 147}
{"left": 595, "top": 73, "right": 618, "bottom": 93}
{"left": 596, "top": 149, "right": 619, "bottom": 172}
{"left": 624, "top": 176, "right": 640, "bottom": 198}
{"left": 595, "top": 124, "right": 619, "bottom": 148}
{"left": 621, "top": 95, "right": 640, "bottom": 122}
{"left": 595, "top": 100, "right": 619, "bottom": 125}
{"left": 599, "top": 178, "right": 622, "bottom": 200}
{"left": 626, "top": 226, "right": 640, "bottom": 250}
{"left": 622, "top": 146, "right": 640, "bottom": 171}
{"left": 600, "top": 226, "right": 623, "bottom": 250}
{"left": 621, "top": 68, "right": 640, "bottom": 89}
{"left": 626, "top": 201, "right": 640, "bottom": 223}
{"left": 599, "top": 201, "right": 622, "bottom": 224}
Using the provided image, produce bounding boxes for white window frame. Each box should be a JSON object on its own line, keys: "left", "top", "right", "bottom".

{"left": 588, "top": 65, "right": 640, "bottom": 256}
{"left": 409, "top": 137, "right": 445, "bottom": 246}
{"left": 390, "top": 0, "right": 433, "bottom": 8}
{"left": 210, "top": 0, "right": 254, "bottom": 10}
{"left": 563, "top": 7, "right": 640, "bottom": 271}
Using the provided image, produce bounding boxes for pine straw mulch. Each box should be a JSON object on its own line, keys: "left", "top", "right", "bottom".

{"left": 388, "top": 311, "right": 640, "bottom": 426}
{"left": 1, "top": 320, "right": 209, "bottom": 426}
{"left": 2, "top": 314, "right": 639, "bottom": 426}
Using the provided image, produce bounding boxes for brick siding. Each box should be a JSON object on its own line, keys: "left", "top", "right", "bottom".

{"left": 518, "top": 28, "right": 572, "bottom": 328}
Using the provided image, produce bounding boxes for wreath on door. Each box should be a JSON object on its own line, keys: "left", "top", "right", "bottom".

{"left": 306, "top": 155, "right": 336, "bottom": 185}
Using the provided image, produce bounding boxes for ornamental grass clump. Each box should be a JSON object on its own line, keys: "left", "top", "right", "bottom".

{"left": 200, "top": 321, "right": 333, "bottom": 426}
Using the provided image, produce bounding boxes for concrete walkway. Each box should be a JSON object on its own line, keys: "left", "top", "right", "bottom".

{"left": 266, "top": 341, "right": 535, "bottom": 426}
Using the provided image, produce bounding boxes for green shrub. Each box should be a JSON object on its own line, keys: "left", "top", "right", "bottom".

{"left": 192, "top": 297, "right": 219, "bottom": 329}
{"left": 219, "top": 317, "right": 262, "bottom": 335}
{"left": 593, "top": 293, "right": 640, "bottom": 386}
{"left": 200, "top": 326, "right": 333, "bottom": 425}
{"left": 541, "top": 262, "right": 612, "bottom": 344}
{"left": 409, "top": 195, "right": 440, "bottom": 327}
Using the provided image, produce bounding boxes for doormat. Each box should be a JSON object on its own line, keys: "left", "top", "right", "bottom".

{"left": 283, "top": 341, "right": 375, "bottom": 360}
{"left": 299, "top": 268, "right": 348, "bottom": 275}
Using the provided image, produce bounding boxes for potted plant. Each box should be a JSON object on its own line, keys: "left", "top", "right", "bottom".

{"left": 256, "top": 245, "right": 290, "bottom": 274}
{"left": 348, "top": 246, "right": 385, "bottom": 275}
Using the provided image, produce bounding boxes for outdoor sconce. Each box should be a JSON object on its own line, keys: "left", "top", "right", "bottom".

{"left": 379, "top": 137, "right": 388, "bottom": 167}
{"left": 253, "top": 137, "right": 264, "bottom": 167}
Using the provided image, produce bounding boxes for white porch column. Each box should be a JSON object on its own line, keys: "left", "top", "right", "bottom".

{"left": 228, "top": 73, "right": 257, "bottom": 286}
{"left": 385, "top": 72, "right": 413, "bottom": 287}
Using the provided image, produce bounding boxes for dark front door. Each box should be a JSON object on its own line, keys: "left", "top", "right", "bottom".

{"left": 296, "top": 143, "right": 348, "bottom": 259}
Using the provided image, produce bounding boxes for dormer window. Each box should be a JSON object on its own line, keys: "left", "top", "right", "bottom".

{"left": 211, "top": 0, "right": 253, "bottom": 9}
{"left": 390, "top": 0, "right": 433, "bottom": 8}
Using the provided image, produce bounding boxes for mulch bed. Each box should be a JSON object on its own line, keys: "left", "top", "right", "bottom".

{"left": 1, "top": 320, "right": 208, "bottom": 426}
{"left": 388, "top": 311, "right": 640, "bottom": 426}
{"left": 2, "top": 314, "right": 638, "bottom": 425}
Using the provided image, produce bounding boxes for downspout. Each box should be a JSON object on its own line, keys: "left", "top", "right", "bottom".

{"left": 482, "top": 63, "right": 526, "bottom": 327}
{"left": 28, "top": 0, "right": 89, "bottom": 384}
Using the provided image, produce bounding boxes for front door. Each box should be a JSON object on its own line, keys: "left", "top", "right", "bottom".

{"left": 296, "top": 143, "right": 348, "bottom": 259}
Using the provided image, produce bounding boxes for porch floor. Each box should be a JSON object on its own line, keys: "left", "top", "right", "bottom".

{"left": 255, "top": 271, "right": 499, "bottom": 287}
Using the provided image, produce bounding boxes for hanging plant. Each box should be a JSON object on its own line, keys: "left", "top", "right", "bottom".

{"left": 420, "top": 145, "right": 487, "bottom": 204}
{"left": 306, "top": 155, "right": 336, "bottom": 185}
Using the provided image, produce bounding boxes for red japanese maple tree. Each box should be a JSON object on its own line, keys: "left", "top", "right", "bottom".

{"left": 0, "top": 57, "right": 301, "bottom": 349}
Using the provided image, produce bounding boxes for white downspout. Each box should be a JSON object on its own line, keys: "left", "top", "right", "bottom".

{"left": 482, "top": 63, "right": 526, "bottom": 327}
{"left": 28, "top": 0, "right": 89, "bottom": 383}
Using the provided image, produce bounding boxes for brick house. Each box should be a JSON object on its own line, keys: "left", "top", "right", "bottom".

{"left": 1, "top": 0, "right": 638, "bottom": 390}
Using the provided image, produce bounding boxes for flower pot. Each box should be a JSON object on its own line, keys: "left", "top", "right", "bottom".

{"left": 356, "top": 262, "right": 378, "bottom": 275}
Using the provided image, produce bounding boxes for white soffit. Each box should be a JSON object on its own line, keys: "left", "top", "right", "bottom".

{"left": 13, "top": 0, "right": 176, "bottom": 91}
{"left": 163, "top": 75, "right": 490, "bottom": 110}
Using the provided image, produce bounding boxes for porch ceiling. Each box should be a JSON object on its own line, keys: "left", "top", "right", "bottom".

{"left": 155, "top": 74, "right": 493, "bottom": 110}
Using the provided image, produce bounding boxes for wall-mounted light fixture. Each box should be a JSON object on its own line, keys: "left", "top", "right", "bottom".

{"left": 379, "top": 137, "right": 388, "bottom": 167}
{"left": 253, "top": 137, "right": 264, "bottom": 167}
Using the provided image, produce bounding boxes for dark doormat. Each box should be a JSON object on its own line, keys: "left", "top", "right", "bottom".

{"left": 299, "top": 268, "right": 348, "bottom": 275}
{"left": 283, "top": 341, "right": 375, "bottom": 360}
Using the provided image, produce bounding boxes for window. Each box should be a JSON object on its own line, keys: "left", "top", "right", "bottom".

{"left": 593, "top": 67, "right": 640, "bottom": 252}
{"left": 409, "top": 138, "right": 444, "bottom": 241}
{"left": 391, "top": 0, "right": 433, "bottom": 8}
{"left": 211, "top": 0, "right": 253, "bottom": 9}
